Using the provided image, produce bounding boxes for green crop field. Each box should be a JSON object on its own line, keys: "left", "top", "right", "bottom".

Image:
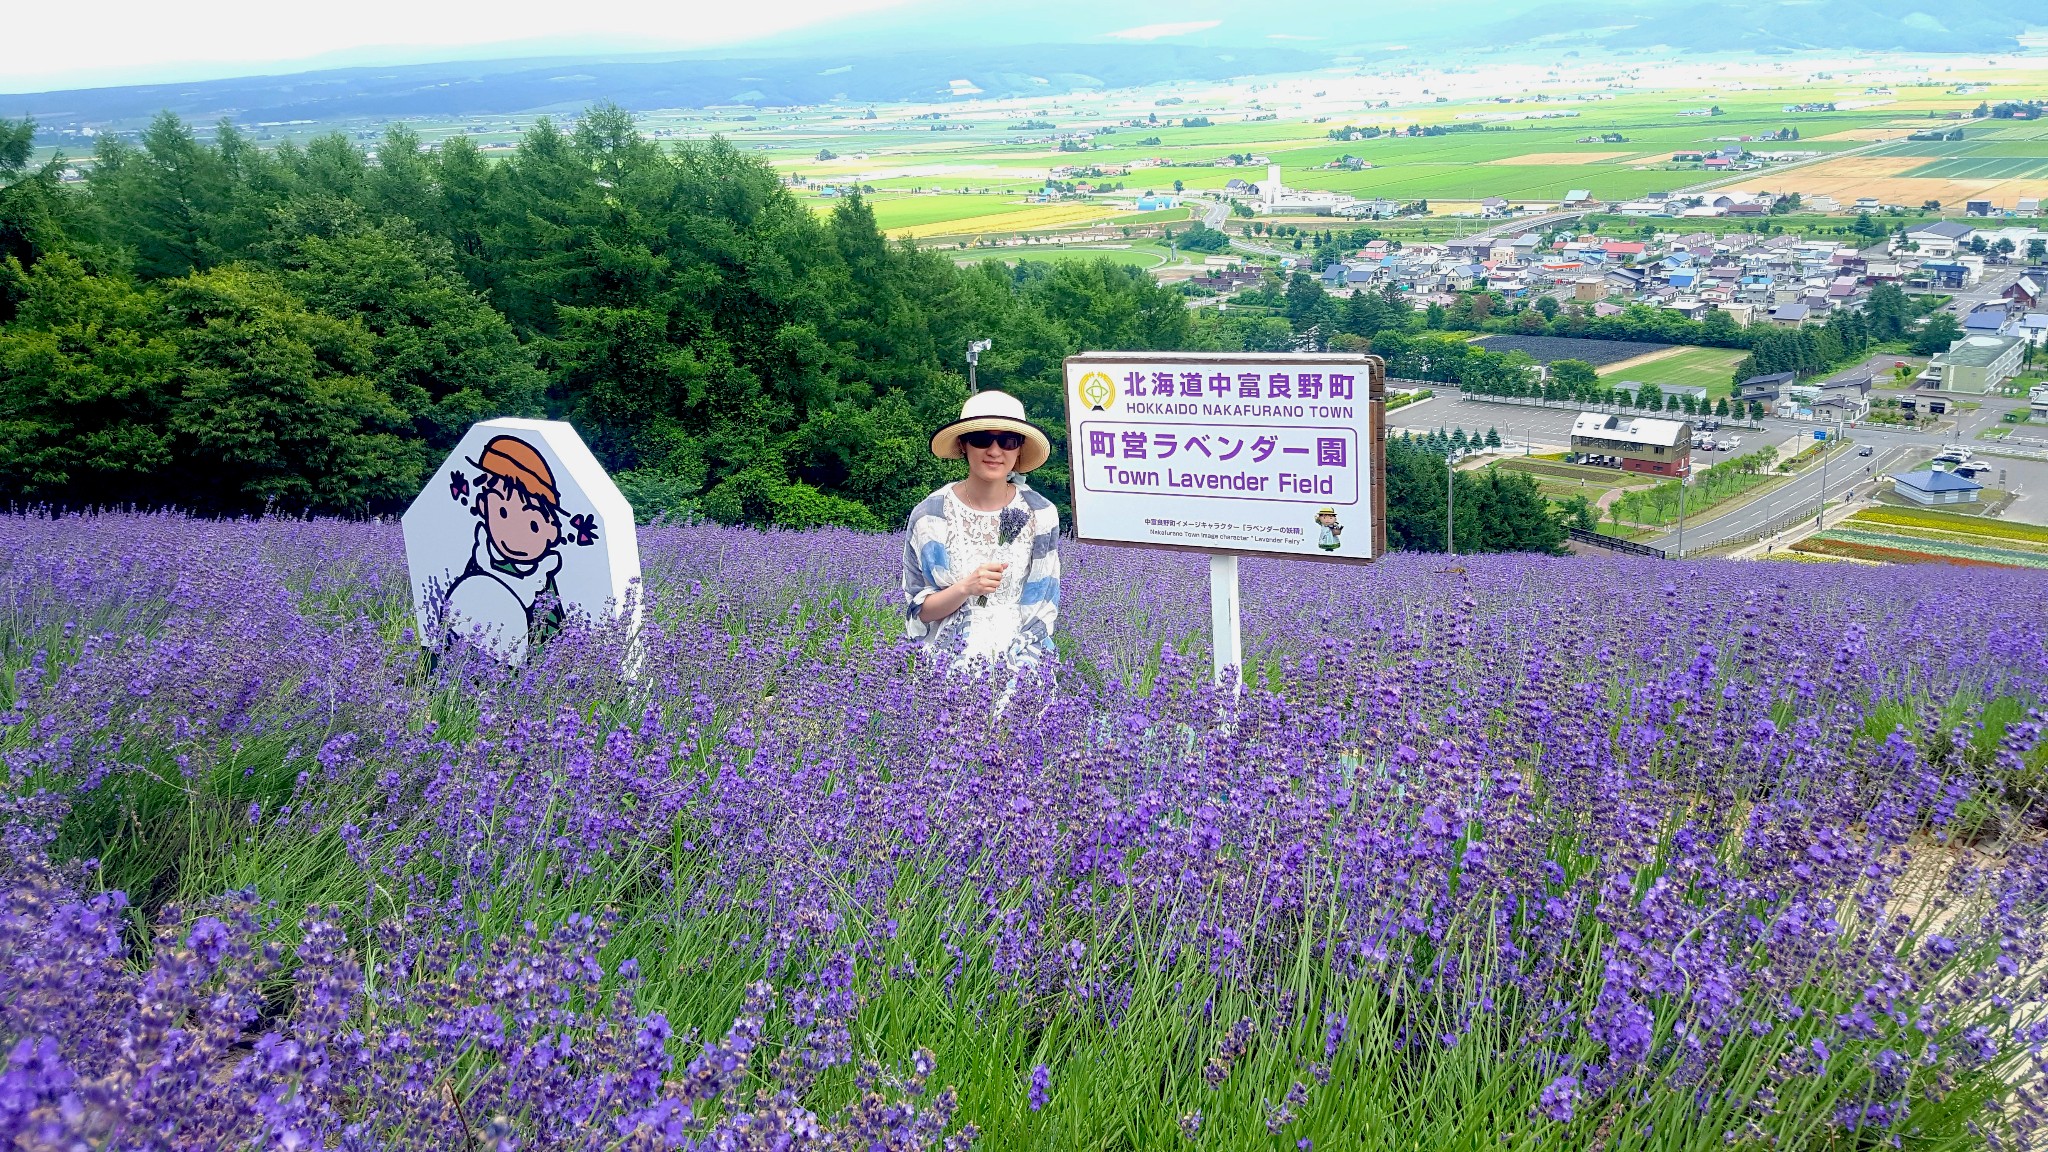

{"left": 1599, "top": 345, "right": 1747, "bottom": 397}
{"left": 831, "top": 195, "right": 1057, "bottom": 229}
{"left": 1904, "top": 156, "right": 2048, "bottom": 179}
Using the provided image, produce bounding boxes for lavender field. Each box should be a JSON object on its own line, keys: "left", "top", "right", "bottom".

{"left": 3, "top": 511, "right": 2046, "bottom": 1150}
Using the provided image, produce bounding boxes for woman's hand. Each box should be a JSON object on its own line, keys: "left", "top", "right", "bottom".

{"left": 918, "top": 563, "right": 1007, "bottom": 622}
{"left": 958, "top": 562, "right": 1007, "bottom": 598}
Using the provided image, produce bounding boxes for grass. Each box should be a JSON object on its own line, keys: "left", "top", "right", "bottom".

{"left": 1495, "top": 457, "right": 1658, "bottom": 486}
{"left": 1596, "top": 345, "right": 1747, "bottom": 398}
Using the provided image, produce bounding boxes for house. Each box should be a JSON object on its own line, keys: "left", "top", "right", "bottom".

{"left": 1919, "top": 262, "right": 1970, "bottom": 289}
{"left": 1601, "top": 241, "right": 1647, "bottom": 261}
{"left": 1929, "top": 334, "right": 2027, "bottom": 393}
{"left": 2005, "top": 276, "right": 2042, "bottom": 310}
{"left": 1901, "top": 220, "right": 1975, "bottom": 258}
{"left": 2020, "top": 197, "right": 2042, "bottom": 218}
{"left": 1320, "top": 263, "right": 1352, "bottom": 287}
{"left": 1224, "top": 178, "right": 1253, "bottom": 194}
{"left": 1771, "top": 302, "right": 1812, "bottom": 326}
{"left": 2022, "top": 313, "right": 2048, "bottom": 347}
{"left": 1891, "top": 470, "right": 1983, "bottom": 506}
{"left": 1736, "top": 371, "right": 1795, "bottom": 404}
{"left": 1568, "top": 413, "right": 1692, "bottom": 477}
{"left": 1965, "top": 199, "right": 1994, "bottom": 218}
{"left": 1562, "top": 189, "right": 1595, "bottom": 208}
{"left": 1480, "top": 196, "right": 1510, "bottom": 217}
{"left": 1592, "top": 301, "right": 1625, "bottom": 318}
{"left": 1813, "top": 393, "right": 1870, "bottom": 422}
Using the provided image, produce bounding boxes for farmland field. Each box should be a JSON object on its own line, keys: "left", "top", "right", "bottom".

{"left": 956, "top": 244, "right": 1173, "bottom": 268}
{"left": 891, "top": 202, "right": 1121, "bottom": 238}
{"left": 5, "top": 511, "right": 2047, "bottom": 1149}
{"left": 1903, "top": 156, "right": 2048, "bottom": 180}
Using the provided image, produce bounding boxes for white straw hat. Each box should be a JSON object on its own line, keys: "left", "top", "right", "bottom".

{"left": 929, "top": 391, "right": 1052, "bottom": 473}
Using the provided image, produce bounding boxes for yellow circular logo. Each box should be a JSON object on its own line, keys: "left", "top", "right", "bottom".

{"left": 1077, "top": 371, "right": 1117, "bottom": 411}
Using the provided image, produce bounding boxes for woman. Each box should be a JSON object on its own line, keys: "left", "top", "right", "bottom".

{"left": 901, "top": 391, "right": 1061, "bottom": 666}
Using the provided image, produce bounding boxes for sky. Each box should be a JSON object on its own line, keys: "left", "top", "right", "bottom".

{"left": 2, "top": 0, "right": 929, "bottom": 92}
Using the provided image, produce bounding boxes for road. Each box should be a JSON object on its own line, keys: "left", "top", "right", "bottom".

{"left": 1389, "top": 387, "right": 2038, "bottom": 552}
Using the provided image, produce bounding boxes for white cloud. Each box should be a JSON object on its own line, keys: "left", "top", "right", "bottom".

{"left": 1103, "top": 20, "right": 1222, "bottom": 42}
{"left": 0, "top": 0, "right": 919, "bottom": 92}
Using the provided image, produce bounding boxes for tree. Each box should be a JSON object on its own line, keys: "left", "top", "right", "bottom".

{"left": 1911, "top": 312, "right": 1963, "bottom": 356}
{"left": 1172, "top": 179, "right": 1184, "bottom": 193}
{"left": 1713, "top": 397, "right": 1730, "bottom": 417}
{"left": 1549, "top": 359, "right": 1599, "bottom": 397}
{"left": 2028, "top": 238, "right": 2046, "bottom": 262}
{"left": 1747, "top": 400, "right": 1764, "bottom": 420}
{"left": 1484, "top": 427, "right": 1501, "bottom": 448}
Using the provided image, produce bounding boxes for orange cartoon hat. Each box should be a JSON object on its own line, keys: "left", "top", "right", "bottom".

{"left": 469, "top": 436, "right": 560, "bottom": 508}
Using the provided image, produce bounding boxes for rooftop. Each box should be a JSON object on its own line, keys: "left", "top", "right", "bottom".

{"left": 1944, "top": 334, "right": 2024, "bottom": 368}
{"left": 1894, "top": 470, "right": 1983, "bottom": 494}
{"left": 1907, "top": 221, "right": 1975, "bottom": 240}
{"left": 1569, "top": 412, "right": 1689, "bottom": 447}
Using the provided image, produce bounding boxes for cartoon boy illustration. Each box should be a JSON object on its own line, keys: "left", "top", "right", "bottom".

{"left": 443, "top": 435, "right": 579, "bottom": 660}
{"left": 1315, "top": 507, "right": 1344, "bottom": 552}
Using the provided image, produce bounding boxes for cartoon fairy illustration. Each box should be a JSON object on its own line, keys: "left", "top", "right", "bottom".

{"left": 1315, "top": 507, "right": 1344, "bottom": 552}
{"left": 442, "top": 434, "right": 595, "bottom": 660}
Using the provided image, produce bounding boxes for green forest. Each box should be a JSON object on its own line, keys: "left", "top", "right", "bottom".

{"left": 1, "top": 108, "right": 1565, "bottom": 550}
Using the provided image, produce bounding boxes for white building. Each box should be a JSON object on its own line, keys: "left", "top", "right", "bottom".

{"left": 1253, "top": 165, "right": 1354, "bottom": 216}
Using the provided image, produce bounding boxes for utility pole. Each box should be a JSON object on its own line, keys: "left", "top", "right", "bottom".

{"left": 1446, "top": 447, "right": 1457, "bottom": 556}
{"left": 966, "top": 338, "right": 992, "bottom": 392}
{"left": 1675, "top": 459, "right": 1691, "bottom": 556}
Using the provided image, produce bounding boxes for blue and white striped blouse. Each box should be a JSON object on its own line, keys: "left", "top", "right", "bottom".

{"left": 900, "top": 481, "right": 1061, "bottom": 656}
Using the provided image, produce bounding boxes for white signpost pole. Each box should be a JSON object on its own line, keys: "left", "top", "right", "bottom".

{"left": 1209, "top": 553, "right": 1242, "bottom": 687}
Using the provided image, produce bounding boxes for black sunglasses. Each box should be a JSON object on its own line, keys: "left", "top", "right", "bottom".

{"left": 960, "top": 430, "right": 1026, "bottom": 451}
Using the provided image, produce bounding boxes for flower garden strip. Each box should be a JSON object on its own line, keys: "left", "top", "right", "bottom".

{"left": 1839, "top": 518, "right": 2048, "bottom": 559}
{"left": 1850, "top": 507, "right": 2048, "bottom": 548}
{"left": 1794, "top": 526, "right": 2048, "bottom": 569}
{"left": 1, "top": 512, "right": 2046, "bottom": 1150}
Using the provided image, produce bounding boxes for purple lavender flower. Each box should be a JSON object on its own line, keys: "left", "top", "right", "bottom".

{"left": 1028, "top": 1063, "right": 1050, "bottom": 1112}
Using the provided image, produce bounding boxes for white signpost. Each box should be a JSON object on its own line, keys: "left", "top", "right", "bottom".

{"left": 402, "top": 418, "right": 641, "bottom": 664}
{"left": 1063, "top": 352, "right": 1386, "bottom": 685}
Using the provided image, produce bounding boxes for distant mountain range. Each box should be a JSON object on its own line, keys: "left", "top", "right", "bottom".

{"left": 3, "top": 0, "right": 2040, "bottom": 130}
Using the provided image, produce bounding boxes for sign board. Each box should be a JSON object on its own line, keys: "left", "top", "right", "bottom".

{"left": 1063, "top": 352, "right": 1386, "bottom": 560}
{"left": 402, "top": 418, "right": 641, "bottom": 664}
{"left": 1814, "top": 428, "right": 1828, "bottom": 440}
